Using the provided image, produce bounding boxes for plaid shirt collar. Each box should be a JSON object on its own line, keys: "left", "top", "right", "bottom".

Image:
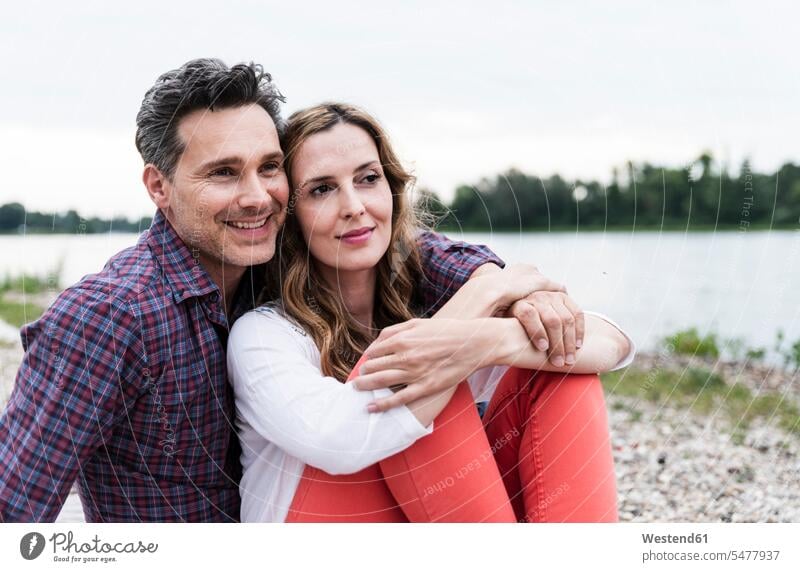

{"left": 145, "top": 209, "right": 220, "bottom": 305}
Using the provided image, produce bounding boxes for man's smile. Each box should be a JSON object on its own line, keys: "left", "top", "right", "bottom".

{"left": 225, "top": 217, "right": 269, "bottom": 230}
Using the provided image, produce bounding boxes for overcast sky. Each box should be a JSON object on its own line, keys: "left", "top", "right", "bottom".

{"left": 0, "top": 0, "right": 797, "bottom": 218}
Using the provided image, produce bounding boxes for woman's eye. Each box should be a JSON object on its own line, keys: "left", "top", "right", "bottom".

{"left": 310, "top": 183, "right": 335, "bottom": 196}
{"left": 361, "top": 172, "right": 381, "bottom": 184}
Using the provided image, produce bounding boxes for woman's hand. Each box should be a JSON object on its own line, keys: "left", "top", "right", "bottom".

{"left": 350, "top": 318, "right": 495, "bottom": 412}
{"left": 351, "top": 265, "right": 586, "bottom": 411}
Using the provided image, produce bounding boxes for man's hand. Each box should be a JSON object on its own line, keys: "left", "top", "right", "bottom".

{"left": 350, "top": 318, "right": 491, "bottom": 412}
{"left": 474, "top": 262, "right": 584, "bottom": 367}
{"left": 506, "top": 291, "right": 584, "bottom": 367}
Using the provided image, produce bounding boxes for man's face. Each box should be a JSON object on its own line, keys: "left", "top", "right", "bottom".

{"left": 162, "top": 103, "right": 288, "bottom": 276}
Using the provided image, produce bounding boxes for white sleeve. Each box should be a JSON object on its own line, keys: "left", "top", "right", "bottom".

{"left": 583, "top": 310, "right": 636, "bottom": 371}
{"left": 227, "top": 309, "right": 434, "bottom": 475}
{"left": 467, "top": 365, "right": 510, "bottom": 403}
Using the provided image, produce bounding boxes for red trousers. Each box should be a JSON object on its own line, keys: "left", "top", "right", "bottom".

{"left": 285, "top": 361, "right": 618, "bottom": 523}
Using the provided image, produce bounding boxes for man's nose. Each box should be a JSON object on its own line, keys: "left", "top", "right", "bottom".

{"left": 236, "top": 170, "right": 269, "bottom": 209}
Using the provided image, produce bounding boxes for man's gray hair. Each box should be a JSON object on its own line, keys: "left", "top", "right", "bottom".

{"left": 135, "top": 58, "right": 285, "bottom": 180}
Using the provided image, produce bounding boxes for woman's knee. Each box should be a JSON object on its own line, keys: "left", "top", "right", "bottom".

{"left": 530, "top": 370, "right": 606, "bottom": 403}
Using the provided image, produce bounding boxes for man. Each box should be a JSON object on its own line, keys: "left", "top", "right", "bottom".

{"left": 0, "top": 58, "right": 583, "bottom": 522}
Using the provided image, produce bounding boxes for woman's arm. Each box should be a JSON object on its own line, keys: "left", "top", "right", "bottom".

{"left": 355, "top": 311, "right": 635, "bottom": 411}
{"left": 227, "top": 309, "right": 434, "bottom": 475}
{"left": 374, "top": 269, "right": 562, "bottom": 422}
{"left": 377, "top": 274, "right": 530, "bottom": 425}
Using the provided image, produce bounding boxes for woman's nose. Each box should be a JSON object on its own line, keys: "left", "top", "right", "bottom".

{"left": 340, "top": 185, "right": 366, "bottom": 218}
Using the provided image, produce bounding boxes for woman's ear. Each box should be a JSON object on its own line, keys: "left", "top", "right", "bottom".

{"left": 142, "top": 164, "right": 171, "bottom": 209}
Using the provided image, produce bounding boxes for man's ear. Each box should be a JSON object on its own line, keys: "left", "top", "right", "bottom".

{"left": 143, "top": 164, "right": 171, "bottom": 209}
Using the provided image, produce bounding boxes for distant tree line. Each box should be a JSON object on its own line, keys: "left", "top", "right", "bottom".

{"left": 3, "top": 154, "right": 798, "bottom": 234}
{"left": 419, "top": 154, "right": 800, "bottom": 230}
{"left": 0, "top": 203, "right": 152, "bottom": 234}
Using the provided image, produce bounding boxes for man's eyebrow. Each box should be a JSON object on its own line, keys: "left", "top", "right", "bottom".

{"left": 197, "top": 157, "right": 244, "bottom": 173}
{"left": 262, "top": 151, "right": 285, "bottom": 163}
{"left": 299, "top": 161, "right": 380, "bottom": 189}
{"left": 197, "top": 152, "right": 284, "bottom": 173}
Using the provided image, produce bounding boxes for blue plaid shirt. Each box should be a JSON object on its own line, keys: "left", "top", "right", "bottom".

{"left": 0, "top": 210, "right": 503, "bottom": 522}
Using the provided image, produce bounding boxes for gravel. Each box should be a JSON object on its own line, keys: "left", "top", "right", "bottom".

{"left": 610, "top": 395, "right": 800, "bottom": 522}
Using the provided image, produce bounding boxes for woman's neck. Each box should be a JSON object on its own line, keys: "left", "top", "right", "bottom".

{"left": 318, "top": 265, "right": 377, "bottom": 333}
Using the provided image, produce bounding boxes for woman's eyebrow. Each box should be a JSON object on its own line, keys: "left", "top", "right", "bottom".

{"left": 353, "top": 160, "right": 380, "bottom": 173}
{"left": 299, "top": 160, "right": 381, "bottom": 188}
{"left": 298, "top": 174, "right": 333, "bottom": 189}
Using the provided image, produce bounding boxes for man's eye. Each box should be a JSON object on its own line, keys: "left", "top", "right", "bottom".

{"left": 260, "top": 162, "right": 282, "bottom": 174}
{"left": 210, "top": 167, "right": 235, "bottom": 177}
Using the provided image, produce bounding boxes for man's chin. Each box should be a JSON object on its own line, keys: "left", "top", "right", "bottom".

{"left": 222, "top": 244, "right": 276, "bottom": 268}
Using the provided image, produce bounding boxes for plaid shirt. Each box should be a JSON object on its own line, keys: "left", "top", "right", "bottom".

{"left": 0, "top": 210, "right": 503, "bottom": 522}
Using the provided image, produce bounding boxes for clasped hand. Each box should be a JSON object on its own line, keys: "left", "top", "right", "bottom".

{"left": 352, "top": 264, "right": 584, "bottom": 411}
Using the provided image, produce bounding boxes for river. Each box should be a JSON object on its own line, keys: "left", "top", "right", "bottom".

{"left": 1, "top": 229, "right": 798, "bottom": 358}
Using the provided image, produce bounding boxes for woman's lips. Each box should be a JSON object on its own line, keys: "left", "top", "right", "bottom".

{"left": 338, "top": 226, "right": 375, "bottom": 244}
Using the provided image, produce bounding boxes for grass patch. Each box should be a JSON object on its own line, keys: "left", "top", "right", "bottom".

{"left": 601, "top": 366, "right": 800, "bottom": 440}
{"left": 0, "top": 297, "right": 44, "bottom": 327}
{"left": 748, "top": 393, "right": 800, "bottom": 437}
{"left": 663, "top": 327, "right": 720, "bottom": 358}
{"left": 0, "top": 274, "right": 51, "bottom": 295}
{"left": 0, "top": 268, "right": 60, "bottom": 327}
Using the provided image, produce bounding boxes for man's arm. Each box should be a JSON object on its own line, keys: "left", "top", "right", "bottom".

{"left": 415, "top": 229, "right": 506, "bottom": 315}
{"left": 417, "top": 230, "right": 583, "bottom": 365}
{"left": 0, "top": 288, "right": 140, "bottom": 522}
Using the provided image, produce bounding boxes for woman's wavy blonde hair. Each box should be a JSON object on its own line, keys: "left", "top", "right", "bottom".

{"left": 259, "top": 102, "right": 425, "bottom": 381}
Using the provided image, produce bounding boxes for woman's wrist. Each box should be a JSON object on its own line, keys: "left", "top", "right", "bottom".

{"left": 468, "top": 318, "right": 515, "bottom": 369}
{"left": 483, "top": 317, "right": 541, "bottom": 368}
{"left": 436, "top": 274, "right": 505, "bottom": 319}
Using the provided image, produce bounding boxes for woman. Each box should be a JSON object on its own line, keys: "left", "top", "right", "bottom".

{"left": 227, "top": 103, "right": 635, "bottom": 522}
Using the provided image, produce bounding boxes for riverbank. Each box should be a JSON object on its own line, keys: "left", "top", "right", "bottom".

{"left": 1, "top": 337, "right": 797, "bottom": 523}
{"left": 604, "top": 348, "right": 799, "bottom": 522}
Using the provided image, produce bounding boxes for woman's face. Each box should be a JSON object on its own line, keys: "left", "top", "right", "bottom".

{"left": 291, "top": 122, "right": 393, "bottom": 279}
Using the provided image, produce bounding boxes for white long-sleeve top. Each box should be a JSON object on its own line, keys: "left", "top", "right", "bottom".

{"left": 227, "top": 304, "right": 635, "bottom": 522}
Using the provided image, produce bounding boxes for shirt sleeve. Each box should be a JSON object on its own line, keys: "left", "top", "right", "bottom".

{"left": 415, "top": 230, "right": 505, "bottom": 316}
{"left": 583, "top": 310, "right": 636, "bottom": 371}
{"left": 227, "top": 309, "right": 434, "bottom": 476}
{"left": 0, "top": 288, "right": 140, "bottom": 522}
